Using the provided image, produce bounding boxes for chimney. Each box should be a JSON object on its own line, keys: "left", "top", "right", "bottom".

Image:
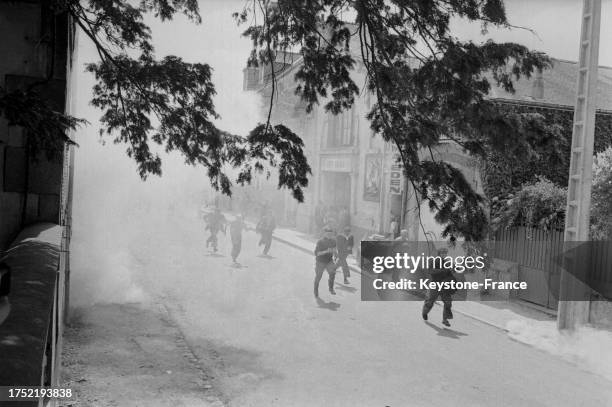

{"left": 531, "top": 68, "right": 544, "bottom": 99}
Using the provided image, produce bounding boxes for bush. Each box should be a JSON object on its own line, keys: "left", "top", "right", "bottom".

{"left": 492, "top": 176, "right": 566, "bottom": 231}
{"left": 591, "top": 147, "right": 612, "bottom": 239}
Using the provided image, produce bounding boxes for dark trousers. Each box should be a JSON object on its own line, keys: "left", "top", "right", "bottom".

{"left": 259, "top": 231, "right": 273, "bottom": 254}
{"left": 337, "top": 254, "right": 350, "bottom": 279}
{"left": 314, "top": 261, "right": 337, "bottom": 296}
{"left": 231, "top": 239, "right": 241, "bottom": 261}
{"left": 422, "top": 289, "right": 453, "bottom": 320}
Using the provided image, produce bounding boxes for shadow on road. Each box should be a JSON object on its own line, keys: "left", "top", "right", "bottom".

{"left": 257, "top": 254, "right": 276, "bottom": 259}
{"left": 424, "top": 321, "right": 468, "bottom": 339}
{"left": 229, "top": 263, "right": 248, "bottom": 269}
{"left": 335, "top": 283, "right": 357, "bottom": 294}
{"left": 206, "top": 253, "right": 224, "bottom": 258}
{"left": 316, "top": 297, "right": 341, "bottom": 311}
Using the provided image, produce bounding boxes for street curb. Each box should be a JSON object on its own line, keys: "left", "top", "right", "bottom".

{"left": 271, "top": 232, "right": 512, "bottom": 333}
{"left": 449, "top": 308, "right": 510, "bottom": 332}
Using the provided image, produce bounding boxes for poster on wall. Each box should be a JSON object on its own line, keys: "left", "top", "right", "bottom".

{"left": 363, "top": 154, "right": 381, "bottom": 202}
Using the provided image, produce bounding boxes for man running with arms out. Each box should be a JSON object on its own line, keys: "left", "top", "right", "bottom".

{"left": 314, "top": 227, "right": 338, "bottom": 297}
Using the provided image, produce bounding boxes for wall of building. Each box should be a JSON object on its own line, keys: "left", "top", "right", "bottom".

{"left": 0, "top": 2, "right": 71, "bottom": 251}
{"left": 285, "top": 64, "right": 482, "bottom": 242}
{"left": 407, "top": 142, "right": 485, "bottom": 241}
{"left": 262, "top": 63, "right": 417, "bottom": 240}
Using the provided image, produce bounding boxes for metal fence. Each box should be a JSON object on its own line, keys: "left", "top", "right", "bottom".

{"left": 493, "top": 225, "right": 612, "bottom": 302}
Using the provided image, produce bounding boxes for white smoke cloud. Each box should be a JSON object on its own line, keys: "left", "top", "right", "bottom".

{"left": 70, "top": 1, "right": 262, "bottom": 307}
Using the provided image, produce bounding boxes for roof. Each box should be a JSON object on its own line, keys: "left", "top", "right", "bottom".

{"left": 486, "top": 58, "right": 612, "bottom": 111}
{"left": 249, "top": 45, "right": 612, "bottom": 113}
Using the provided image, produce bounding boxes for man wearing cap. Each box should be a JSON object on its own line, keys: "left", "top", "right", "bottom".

{"left": 314, "top": 227, "right": 338, "bottom": 297}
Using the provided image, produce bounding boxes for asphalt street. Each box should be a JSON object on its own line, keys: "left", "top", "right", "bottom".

{"left": 132, "top": 219, "right": 612, "bottom": 407}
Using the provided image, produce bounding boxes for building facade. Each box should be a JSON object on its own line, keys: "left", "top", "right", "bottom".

{"left": 244, "top": 50, "right": 612, "bottom": 325}
{"left": 244, "top": 54, "right": 612, "bottom": 243}
{"left": 243, "top": 52, "right": 482, "bottom": 241}
{"left": 0, "top": 0, "right": 77, "bottom": 392}
{"left": 0, "top": 0, "right": 77, "bottom": 249}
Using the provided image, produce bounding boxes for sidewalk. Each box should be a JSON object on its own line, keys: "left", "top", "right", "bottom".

{"left": 256, "top": 220, "right": 558, "bottom": 332}
{"left": 61, "top": 302, "right": 225, "bottom": 407}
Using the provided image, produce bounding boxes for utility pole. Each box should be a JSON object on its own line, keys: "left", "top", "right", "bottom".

{"left": 557, "top": 0, "right": 601, "bottom": 330}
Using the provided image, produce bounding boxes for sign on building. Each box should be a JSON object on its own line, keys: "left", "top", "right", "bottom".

{"left": 321, "top": 156, "right": 352, "bottom": 172}
{"left": 363, "top": 154, "right": 382, "bottom": 202}
{"left": 389, "top": 160, "right": 403, "bottom": 195}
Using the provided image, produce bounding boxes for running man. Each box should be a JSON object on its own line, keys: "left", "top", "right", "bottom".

{"left": 205, "top": 207, "right": 226, "bottom": 252}
{"left": 336, "top": 226, "right": 354, "bottom": 284}
{"left": 314, "top": 227, "right": 338, "bottom": 297}
{"left": 229, "top": 215, "right": 246, "bottom": 264}
{"left": 257, "top": 209, "right": 276, "bottom": 256}
{"left": 422, "top": 248, "right": 455, "bottom": 326}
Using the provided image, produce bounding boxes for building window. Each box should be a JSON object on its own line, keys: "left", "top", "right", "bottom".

{"left": 325, "top": 107, "right": 355, "bottom": 148}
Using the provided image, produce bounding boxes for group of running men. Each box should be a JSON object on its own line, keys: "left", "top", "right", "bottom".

{"left": 203, "top": 207, "right": 276, "bottom": 265}
{"left": 315, "top": 227, "right": 454, "bottom": 326}
{"left": 205, "top": 207, "right": 454, "bottom": 326}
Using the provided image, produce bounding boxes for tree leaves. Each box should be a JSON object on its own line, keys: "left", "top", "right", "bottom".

{"left": 87, "top": 54, "right": 219, "bottom": 177}
{"left": 0, "top": 87, "right": 84, "bottom": 161}
{"left": 5, "top": 0, "right": 567, "bottom": 238}
{"left": 590, "top": 147, "right": 612, "bottom": 239}
{"left": 236, "top": 124, "right": 312, "bottom": 201}
{"left": 241, "top": 0, "right": 558, "bottom": 240}
{"left": 52, "top": 0, "right": 311, "bottom": 200}
{"left": 492, "top": 176, "right": 566, "bottom": 231}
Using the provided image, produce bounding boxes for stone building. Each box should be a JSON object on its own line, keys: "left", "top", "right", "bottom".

{"left": 0, "top": 0, "right": 77, "bottom": 391}
{"left": 243, "top": 52, "right": 405, "bottom": 239}
{"left": 0, "top": 0, "right": 77, "bottom": 249}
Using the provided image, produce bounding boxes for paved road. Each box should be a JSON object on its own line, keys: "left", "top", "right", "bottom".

{"left": 133, "top": 219, "right": 612, "bottom": 407}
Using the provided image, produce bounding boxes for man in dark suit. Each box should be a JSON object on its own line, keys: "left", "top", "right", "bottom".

{"left": 422, "top": 248, "right": 455, "bottom": 326}
{"left": 336, "top": 226, "right": 354, "bottom": 284}
{"left": 314, "top": 227, "right": 338, "bottom": 297}
{"left": 257, "top": 209, "right": 276, "bottom": 256}
{"left": 205, "top": 207, "right": 226, "bottom": 252}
